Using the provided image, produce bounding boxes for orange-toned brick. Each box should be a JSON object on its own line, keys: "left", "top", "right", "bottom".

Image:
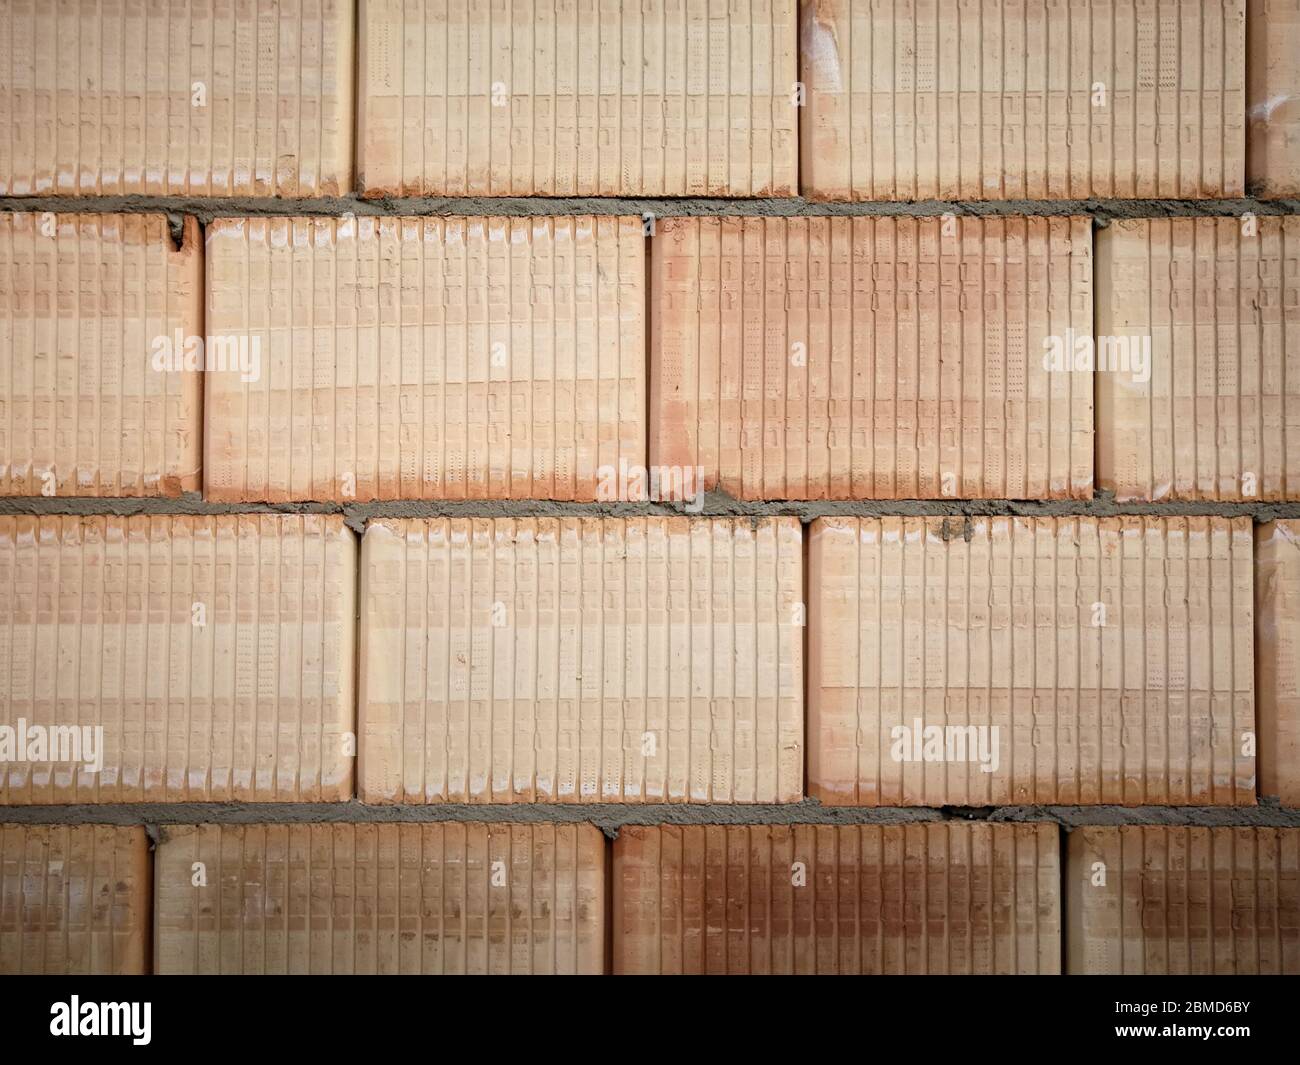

{"left": 1248, "top": 0, "right": 1300, "bottom": 197}
{"left": 0, "top": 515, "right": 356, "bottom": 804}
{"left": 359, "top": 517, "right": 804, "bottom": 803}
{"left": 1257, "top": 520, "right": 1300, "bottom": 805}
{"left": 358, "top": 0, "right": 798, "bottom": 196}
{"left": 154, "top": 823, "right": 606, "bottom": 974}
{"left": 0, "top": 0, "right": 354, "bottom": 196}
{"left": 1096, "top": 217, "right": 1300, "bottom": 501}
{"left": 612, "top": 822, "right": 1060, "bottom": 974}
{"left": 204, "top": 215, "right": 645, "bottom": 502}
{"left": 0, "top": 213, "right": 201, "bottom": 497}
{"left": 0, "top": 825, "right": 149, "bottom": 974}
{"left": 801, "top": 0, "right": 1246, "bottom": 200}
{"left": 808, "top": 517, "right": 1256, "bottom": 806}
{"left": 1067, "top": 826, "right": 1300, "bottom": 973}
{"left": 650, "top": 215, "right": 1093, "bottom": 500}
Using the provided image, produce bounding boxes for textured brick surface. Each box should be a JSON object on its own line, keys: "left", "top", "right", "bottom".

{"left": 1067, "top": 826, "right": 1300, "bottom": 974}
{"left": 0, "top": 0, "right": 354, "bottom": 196}
{"left": 1097, "top": 218, "right": 1300, "bottom": 501}
{"left": 1257, "top": 520, "right": 1300, "bottom": 805}
{"left": 0, "top": 824, "right": 149, "bottom": 974}
{"left": 808, "top": 516, "right": 1256, "bottom": 806}
{"left": 612, "top": 822, "right": 1060, "bottom": 974}
{"left": 651, "top": 215, "right": 1093, "bottom": 500}
{"left": 360, "top": 516, "right": 804, "bottom": 803}
{"left": 0, "top": 515, "right": 357, "bottom": 804}
{"left": 154, "top": 822, "right": 605, "bottom": 974}
{"left": 205, "top": 215, "right": 645, "bottom": 502}
{"left": 359, "top": 0, "right": 798, "bottom": 196}
{"left": 801, "top": 0, "right": 1246, "bottom": 200}
{"left": 0, "top": 213, "right": 202, "bottom": 497}
{"left": 1247, "top": 0, "right": 1300, "bottom": 197}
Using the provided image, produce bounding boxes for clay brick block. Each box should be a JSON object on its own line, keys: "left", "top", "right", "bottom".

{"left": 1067, "top": 826, "right": 1300, "bottom": 973}
{"left": 808, "top": 516, "right": 1256, "bottom": 806}
{"left": 0, "top": 0, "right": 353, "bottom": 197}
{"left": 612, "top": 822, "right": 1060, "bottom": 974}
{"left": 1097, "top": 218, "right": 1300, "bottom": 501}
{"left": 0, "top": 825, "right": 149, "bottom": 974}
{"left": 0, "top": 515, "right": 356, "bottom": 803}
{"left": 0, "top": 213, "right": 201, "bottom": 497}
{"left": 204, "top": 216, "right": 645, "bottom": 502}
{"left": 154, "top": 823, "right": 605, "bottom": 974}
{"left": 650, "top": 216, "right": 1093, "bottom": 500}
{"left": 359, "top": 517, "right": 803, "bottom": 803}
{"left": 1257, "top": 520, "right": 1300, "bottom": 805}
{"left": 358, "top": 0, "right": 798, "bottom": 196}
{"left": 801, "top": 0, "right": 1246, "bottom": 200}
{"left": 1248, "top": 0, "right": 1300, "bottom": 197}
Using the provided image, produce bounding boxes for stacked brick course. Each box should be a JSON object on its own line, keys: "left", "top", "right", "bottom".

{"left": 1, "top": 0, "right": 1297, "bottom": 975}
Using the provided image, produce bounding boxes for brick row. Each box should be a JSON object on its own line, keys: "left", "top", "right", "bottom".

{"left": 5, "top": 2, "right": 1299, "bottom": 199}
{"left": 7, "top": 821, "right": 1297, "bottom": 973}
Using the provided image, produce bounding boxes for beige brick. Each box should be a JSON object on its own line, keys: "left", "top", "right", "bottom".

{"left": 650, "top": 216, "right": 1093, "bottom": 500}
{"left": 612, "top": 822, "right": 1060, "bottom": 974}
{"left": 358, "top": 0, "right": 798, "bottom": 196}
{"left": 359, "top": 517, "right": 803, "bottom": 803}
{"left": 808, "top": 516, "right": 1256, "bottom": 806}
{"left": 1248, "top": 0, "right": 1300, "bottom": 197}
{"left": 0, "top": 824, "right": 149, "bottom": 974}
{"left": 1066, "top": 826, "right": 1300, "bottom": 973}
{"left": 0, "top": 0, "right": 353, "bottom": 197}
{"left": 204, "top": 216, "right": 645, "bottom": 502}
{"left": 0, "top": 213, "right": 201, "bottom": 497}
{"left": 0, "top": 515, "right": 356, "bottom": 803}
{"left": 1257, "top": 520, "right": 1300, "bottom": 804}
{"left": 1097, "top": 218, "right": 1300, "bottom": 501}
{"left": 801, "top": 0, "right": 1246, "bottom": 200}
{"left": 154, "top": 823, "right": 605, "bottom": 974}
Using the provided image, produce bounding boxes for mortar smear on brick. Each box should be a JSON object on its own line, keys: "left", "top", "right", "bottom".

{"left": 0, "top": 213, "right": 201, "bottom": 497}
{"left": 359, "top": 516, "right": 804, "bottom": 804}
{"left": 0, "top": 515, "right": 356, "bottom": 804}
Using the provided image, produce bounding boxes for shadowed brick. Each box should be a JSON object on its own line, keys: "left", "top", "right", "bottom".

{"left": 1257, "top": 520, "right": 1300, "bottom": 805}
{"left": 1247, "top": 0, "right": 1300, "bottom": 197}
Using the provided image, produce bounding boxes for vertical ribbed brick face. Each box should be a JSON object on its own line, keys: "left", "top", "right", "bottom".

{"left": 1097, "top": 218, "right": 1300, "bottom": 502}
{"left": 801, "top": 0, "right": 1246, "bottom": 200}
{"left": 0, "top": 0, "right": 354, "bottom": 197}
{"left": 359, "top": 0, "right": 798, "bottom": 196}
{"left": 205, "top": 215, "right": 645, "bottom": 502}
{"left": 360, "top": 517, "right": 803, "bottom": 803}
{"left": 0, "top": 515, "right": 357, "bottom": 803}
{"left": 1247, "top": 0, "right": 1300, "bottom": 197}
{"left": 808, "top": 517, "right": 1256, "bottom": 806}
{"left": 651, "top": 215, "right": 1093, "bottom": 500}
{"left": 155, "top": 823, "right": 605, "bottom": 974}
{"left": 0, "top": 213, "right": 201, "bottom": 497}
{"left": 1067, "top": 826, "right": 1300, "bottom": 974}
{"left": 0, "top": 824, "right": 149, "bottom": 974}
{"left": 1257, "top": 521, "right": 1300, "bottom": 805}
{"left": 612, "top": 822, "right": 1060, "bottom": 974}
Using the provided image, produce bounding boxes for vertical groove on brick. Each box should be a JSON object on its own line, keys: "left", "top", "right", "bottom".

{"left": 612, "top": 822, "right": 1059, "bottom": 974}
{"left": 155, "top": 823, "right": 604, "bottom": 974}
{"left": 808, "top": 516, "right": 1255, "bottom": 806}
{"left": 1097, "top": 217, "right": 1300, "bottom": 501}
{"left": 1067, "top": 825, "right": 1300, "bottom": 973}
{"left": 651, "top": 215, "right": 1092, "bottom": 500}
{"left": 801, "top": 0, "right": 1245, "bottom": 200}
{"left": 0, "top": 824, "right": 149, "bottom": 974}
{"left": 359, "top": 516, "right": 803, "bottom": 803}
{"left": 0, "top": 515, "right": 356, "bottom": 803}
{"left": 0, "top": 213, "right": 202, "bottom": 497}
{"left": 358, "top": 0, "right": 797, "bottom": 196}
{"left": 205, "top": 215, "right": 645, "bottom": 502}
{"left": 0, "top": 0, "right": 353, "bottom": 197}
